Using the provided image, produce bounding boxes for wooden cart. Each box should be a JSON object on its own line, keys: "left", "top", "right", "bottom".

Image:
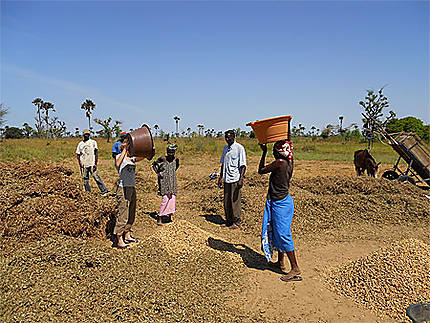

{"left": 381, "top": 132, "right": 430, "bottom": 186}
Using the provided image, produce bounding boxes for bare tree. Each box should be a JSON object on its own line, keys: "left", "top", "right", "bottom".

{"left": 32, "top": 98, "right": 44, "bottom": 136}
{"left": 41, "top": 101, "right": 55, "bottom": 139}
{"left": 0, "top": 103, "right": 8, "bottom": 127}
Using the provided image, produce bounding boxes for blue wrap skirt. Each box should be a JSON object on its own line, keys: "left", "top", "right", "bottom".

{"left": 261, "top": 194, "right": 295, "bottom": 262}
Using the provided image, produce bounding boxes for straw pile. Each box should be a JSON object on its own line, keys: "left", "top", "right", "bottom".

{"left": 148, "top": 220, "right": 235, "bottom": 259}
{"left": 0, "top": 234, "right": 254, "bottom": 322}
{"left": 0, "top": 161, "right": 116, "bottom": 241}
{"left": 186, "top": 173, "right": 429, "bottom": 236}
{"left": 328, "top": 238, "right": 430, "bottom": 321}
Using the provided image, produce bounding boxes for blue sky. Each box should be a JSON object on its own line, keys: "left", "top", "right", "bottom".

{"left": 1, "top": 1, "right": 429, "bottom": 135}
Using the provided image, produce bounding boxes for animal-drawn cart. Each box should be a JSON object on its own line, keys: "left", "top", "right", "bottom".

{"left": 380, "top": 132, "right": 430, "bottom": 187}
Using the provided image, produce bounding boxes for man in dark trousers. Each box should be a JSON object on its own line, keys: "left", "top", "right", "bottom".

{"left": 218, "top": 130, "right": 247, "bottom": 229}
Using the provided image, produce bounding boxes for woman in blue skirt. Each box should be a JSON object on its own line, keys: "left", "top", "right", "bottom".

{"left": 258, "top": 139, "right": 301, "bottom": 282}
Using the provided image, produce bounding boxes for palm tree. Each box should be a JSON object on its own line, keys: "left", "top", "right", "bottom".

{"left": 81, "top": 99, "right": 96, "bottom": 129}
{"left": 32, "top": 98, "right": 44, "bottom": 136}
{"left": 311, "top": 126, "right": 316, "bottom": 136}
{"left": 197, "top": 124, "right": 204, "bottom": 136}
{"left": 41, "top": 101, "right": 55, "bottom": 139}
{"left": 154, "top": 124, "right": 159, "bottom": 137}
{"left": 173, "top": 116, "right": 180, "bottom": 136}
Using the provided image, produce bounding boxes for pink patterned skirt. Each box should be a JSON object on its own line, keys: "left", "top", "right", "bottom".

{"left": 159, "top": 193, "right": 176, "bottom": 216}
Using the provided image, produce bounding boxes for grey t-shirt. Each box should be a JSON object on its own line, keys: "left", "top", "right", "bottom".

{"left": 117, "top": 156, "right": 136, "bottom": 187}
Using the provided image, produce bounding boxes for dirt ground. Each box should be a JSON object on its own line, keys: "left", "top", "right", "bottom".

{"left": 1, "top": 155, "right": 429, "bottom": 322}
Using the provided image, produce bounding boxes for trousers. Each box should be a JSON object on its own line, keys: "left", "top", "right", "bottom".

{"left": 223, "top": 181, "right": 241, "bottom": 225}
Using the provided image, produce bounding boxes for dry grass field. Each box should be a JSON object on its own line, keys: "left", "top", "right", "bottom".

{"left": 1, "top": 137, "right": 429, "bottom": 322}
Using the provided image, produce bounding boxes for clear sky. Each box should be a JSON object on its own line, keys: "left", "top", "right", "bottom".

{"left": 1, "top": 0, "right": 429, "bottom": 135}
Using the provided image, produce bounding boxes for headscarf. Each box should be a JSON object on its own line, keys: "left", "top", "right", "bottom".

{"left": 274, "top": 140, "right": 293, "bottom": 160}
{"left": 167, "top": 143, "right": 178, "bottom": 151}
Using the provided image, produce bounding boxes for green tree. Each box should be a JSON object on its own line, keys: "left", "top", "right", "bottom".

{"left": 359, "top": 87, "right": 396, "bottom": 149}
{"left": 4, "top": 126, "right": 24, "bottom": 139}
{"left": 22, "top": 123, "right": 34, "bottom": 138}
{"left": 321, "top": 124, "right": 334, "bottom": 139}
{"left": 50, "top": 117, "right": 67, "bottom": 138}
{"left": 0, "top": 103, "right": 8, "bottom": 127}
{"left": 386, "top": 116, "right": 429, "bottom": 142}
{"left": 81, "top": 99, "right": 96, "bottom": 129}
{"left": 113, "top": 120, "right": 122, "bottom": 139}
{"left": 94, "top": 117, "right": 121, "bottom": 142}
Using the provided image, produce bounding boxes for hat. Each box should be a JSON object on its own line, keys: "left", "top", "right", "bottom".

{"left": 120, "top": 132, "right": 127, "bottom": 138}
{"left": 83, "top": 129, "right": 90, "bottom": 135}
{"left": 167, "top": 143, "right": 178, "bottom": 151}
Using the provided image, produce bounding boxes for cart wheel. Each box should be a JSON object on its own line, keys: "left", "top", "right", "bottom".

{"left": 398, "top": 175, "right": 416, "bottom": 185}
{"left": 406, "top": 302, "right": 430, "bottom": 323}
{"left": 382, "top": 170, "right": 399, "bottom": 180}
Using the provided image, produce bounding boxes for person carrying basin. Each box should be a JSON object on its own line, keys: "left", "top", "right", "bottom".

{"left": 113, "top": 137, "right": 144, "bottom": 249}
{"left": 258, "top": 140, "right": 301, "bottom": 282}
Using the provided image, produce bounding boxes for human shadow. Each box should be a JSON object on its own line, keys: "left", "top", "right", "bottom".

{"left": 142, "top": 211, "right": 172, "bottom": 224}
{"left": 142, "top": 211, "right": 158, "bottom": 220}
{"left": 200, "top": 214, "right": 225, "bottom": 225}
{"left": 207, "top": 237, "right": 283, "bottom": 274}
{"left": 105, "top": 213, "right": 116, "bottom": 243}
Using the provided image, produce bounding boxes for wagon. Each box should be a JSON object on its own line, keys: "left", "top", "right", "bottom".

{"left": 380, "top": 132, "right": 430, "bottom": 187}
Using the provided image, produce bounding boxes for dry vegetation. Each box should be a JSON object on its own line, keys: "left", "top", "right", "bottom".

{"left": 328, "top": 239, "right": 430, "bottom": 321}
{"left": 1, "top": 141, "right": 429, "bottom": 322}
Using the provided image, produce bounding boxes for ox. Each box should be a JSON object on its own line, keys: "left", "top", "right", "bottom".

{"left": 354, "top": 149, "right": 381, "bottom": 178}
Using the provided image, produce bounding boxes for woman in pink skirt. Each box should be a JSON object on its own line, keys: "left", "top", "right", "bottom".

{"left": 152, "top": 143, "right": 179, "bottom": 225}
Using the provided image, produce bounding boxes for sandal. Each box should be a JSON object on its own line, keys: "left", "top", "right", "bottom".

{"left": 125, "top": 237, "right": 138, "bottom": 243}
{"left": 280, "top": 275, "right": 302, "bottom": 282}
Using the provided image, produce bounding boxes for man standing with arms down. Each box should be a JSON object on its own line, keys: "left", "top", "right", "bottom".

{"left": 76, "top": 129, "right": 109, "bottom": 196}
{"left": 218, "top": 130, "right": 247, "bottom": 229}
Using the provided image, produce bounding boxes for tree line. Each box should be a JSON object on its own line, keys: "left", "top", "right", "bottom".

{"left": 0, "top": 90, "right": 428, "bottom": 143}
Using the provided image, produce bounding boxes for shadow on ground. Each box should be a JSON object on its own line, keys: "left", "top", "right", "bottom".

{"left": 200, "top": 214, "right": 225, "bottom": 225}
{"left": 207, "top": 237, "right": 283, "bottom": 274}
{"left": 142, "top": 211, "right": 172, "bottom": 224}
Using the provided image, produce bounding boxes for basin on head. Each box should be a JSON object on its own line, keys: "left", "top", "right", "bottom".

{"left": 247, "top": 115, "right": 292, "bottom": 144}
{"left": 126, "top": 124, "right": 155, "bottom": 160}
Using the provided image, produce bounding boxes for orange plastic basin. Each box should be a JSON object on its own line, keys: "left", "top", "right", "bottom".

{"left": 246, "top": 115, "right": 292, "bottom": 144}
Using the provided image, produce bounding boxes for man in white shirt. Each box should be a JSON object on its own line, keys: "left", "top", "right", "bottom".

{"left": 76, "top": 129, "right": 108, "bottom": 195}
{"left": 218, "top": 130, "right": 247, "bottom": 229}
